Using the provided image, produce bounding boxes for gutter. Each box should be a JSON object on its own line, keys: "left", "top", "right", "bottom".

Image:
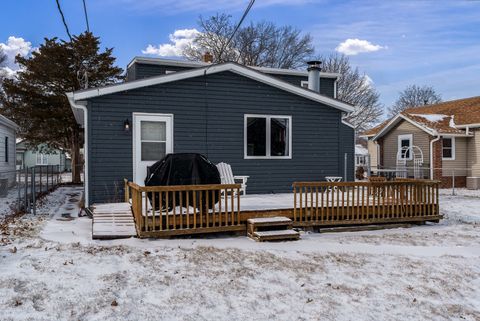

{"left": 430, "top": 132, "right": 441, "bottom": 180}
{"left": 66, "top": 93, "right": 90, "bottom": 207}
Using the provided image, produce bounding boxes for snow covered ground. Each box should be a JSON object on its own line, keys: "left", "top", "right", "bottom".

{"left": 0, "top": 187, "right": 479, "bottom": 321}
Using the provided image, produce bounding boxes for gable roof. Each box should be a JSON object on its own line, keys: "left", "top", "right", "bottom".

{"left": 67, "top": 62, "right": 354, "bottom": 122}
{"left": 360, "top": 96, "right": 480, "bottom": 139}
{"left": 127, "top": 57, "right": 341, "bottom": 79}
{"left": 0, "top": 114, "right": 19, "bottom": 130}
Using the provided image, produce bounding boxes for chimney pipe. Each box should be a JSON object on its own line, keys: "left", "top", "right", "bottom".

{"left": 202, "top": 52, "right": 213, "bottom": 63}
{"left": 307, "top": 60, "right": 322, "bottom": 92}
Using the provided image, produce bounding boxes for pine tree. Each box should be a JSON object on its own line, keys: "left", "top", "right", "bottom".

{"left": 0, "top": 32, "right": 123, "bottom": 183}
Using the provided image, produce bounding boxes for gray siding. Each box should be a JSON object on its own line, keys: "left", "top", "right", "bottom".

{"left": 88, "top": 71, "right": 352, "bottom": 204}
{"left": 0, "top": 124, "right": 16, "bottom": 185}
{"left": 127, "top": 62, "right": 336, "bottom": 98}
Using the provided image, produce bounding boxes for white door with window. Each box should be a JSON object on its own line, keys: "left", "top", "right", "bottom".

{"left": 133, "top": 113, "right": 173, "bottom": 185}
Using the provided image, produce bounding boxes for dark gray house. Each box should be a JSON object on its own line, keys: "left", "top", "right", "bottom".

{"left": 67, "top": 57, "right": 355, "bottom": 206}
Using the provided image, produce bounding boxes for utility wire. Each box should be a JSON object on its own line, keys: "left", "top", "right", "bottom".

{"left": 218, "top": 0, "right": 255, "bottom": 62}
{"left": 55, "top": 0, "right": 72, "bottom": 41}
{"left": 82, "top": 0, "right": 90, "bottom": 32}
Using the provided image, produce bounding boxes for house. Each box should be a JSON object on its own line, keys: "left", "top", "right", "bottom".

{"left": 15, "top": 140, "right": 69, "bottom": 171}
{"left": 67, "top": 57, "right": 355, "bottom": 206}
{"left": 0, "top": 114, "right": 18, "bottom": 190}
{"left": 355, "top": 144, "right": 369, "bottom": 168}
{"left": 361, "top": 96, "right": 480, "bottom": 189}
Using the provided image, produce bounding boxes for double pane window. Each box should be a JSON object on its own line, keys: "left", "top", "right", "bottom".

{"left": 245, "top": 115, "right": 291, "bottom": 159}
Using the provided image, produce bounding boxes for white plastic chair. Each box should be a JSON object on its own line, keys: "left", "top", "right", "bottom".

{"left": 216, "top": 162, "right": 249, "bottom": 195}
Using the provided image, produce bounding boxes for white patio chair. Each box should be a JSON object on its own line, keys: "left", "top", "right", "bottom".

{"left": 216, "top": 162, "right": 249, "bottom": 195}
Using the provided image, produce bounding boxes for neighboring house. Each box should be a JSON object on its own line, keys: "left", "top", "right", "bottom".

{"left": 15, "top": 140, "right": 68, "bottom": 171}
{"left": 67, "top": 57, "right": 355, "bottom": 206}
{"left": 0, "top": 114, "right": 18, "bottom": 189}
{"left": 361, "top": 96, "right": 480, "bottom": 189}
{"left": 355, "top": 144, "right": 369, "bottom": 168}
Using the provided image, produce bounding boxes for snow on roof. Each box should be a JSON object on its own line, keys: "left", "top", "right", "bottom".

{"left": 355, "top": 144, "right": 368, "bottom": 155}
{"left": 409, "top": 114, "right": 448, "bottom": 122}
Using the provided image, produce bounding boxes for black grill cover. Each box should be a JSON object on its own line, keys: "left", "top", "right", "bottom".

{"left": 145, "top": 153, "right": 221, "bottom": 211}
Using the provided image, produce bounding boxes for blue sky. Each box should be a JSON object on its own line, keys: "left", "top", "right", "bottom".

{"left": 1, "top": 0, "right": 479, "bottom": 117}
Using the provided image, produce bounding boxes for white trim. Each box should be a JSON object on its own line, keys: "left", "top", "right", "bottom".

{"left": 300, "top": 80, "right": 308, "bottom": 88}
{"left": 397, "top": 134, "right": 413, "bottom": 161}
{"left": 372, "top": 114, "right": 435, "bottom": 141}
{"left": 132, "top": 113, "right": 174, "bottom": 185}
{"left": 127, "top": 57, "right": 341, "bottom": 78}
{"left": 341, "top": 118, "right": 355, "bottom": 129}
{"left": 333, "top": 79, "right": 338, "bottom": 99}
{"left": 441, "top": 136, "right": 455, "bottom": 161}
{"left": 456, "top": 123, "right": 480, "bottom": 129}
{"left": 0, "top": 115, "right": 19, "bottom": 131}
{"left": 69, "top": 63, "right": 353, "bottom": 114}
{"left": 244, "top": 114, "right": 292, "bottom": 160}
{"left": 430, "top": 135, "right": 441, "bottom": 179}
{"left": 66, "top": 93, "right": 89, "bottom": 207}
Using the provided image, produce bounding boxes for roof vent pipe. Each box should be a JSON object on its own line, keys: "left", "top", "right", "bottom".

{"left": 307, "top": 60, "right": 322, "bottom": 92}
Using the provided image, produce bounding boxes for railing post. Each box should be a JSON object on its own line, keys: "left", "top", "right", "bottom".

{"left": 124, "top": 179, "right": 129, "bottom": 203}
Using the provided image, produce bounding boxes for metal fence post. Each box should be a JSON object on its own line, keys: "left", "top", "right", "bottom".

{"left": 452, "top": 169, "right": 455, "bottom": 196}
{"left": 24, "top": 166, "right": 29, "bottom": 213}
{"left": 32, "top": 166, "right": 36, "bottom": 215}
{"left": 344, "top": 153, "right": 348, "bottom": 182}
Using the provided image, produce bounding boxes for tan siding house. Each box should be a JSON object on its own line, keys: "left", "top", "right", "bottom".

{"left": 361, "top": 96, "right": 480, "bottom": 189}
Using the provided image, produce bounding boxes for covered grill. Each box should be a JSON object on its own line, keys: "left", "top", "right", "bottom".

{"left": 145, "top": 153, "right": 221, "bottom": 211}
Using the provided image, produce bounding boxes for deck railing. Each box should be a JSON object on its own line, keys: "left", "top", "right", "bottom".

{"left": 125, "top": 180, "right": 244, "bottom": 237}
{"left": 293, "top": 180, "right": 440, "bottom": 226}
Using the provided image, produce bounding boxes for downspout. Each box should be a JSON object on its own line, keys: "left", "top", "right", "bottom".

{"left": 67, "top": 93, "right": 89, "bottom": 207}
{"left": 430, "top": 132, "right": 440, "bottom": 180}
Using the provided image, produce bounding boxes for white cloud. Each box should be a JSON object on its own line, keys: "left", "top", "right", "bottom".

{"left": 142, "top": 28, "right": 200, "bottom": 57}
{"left": 0, "top": 36, "right": 33, "bottom": 78}
{"left": 335, "top": 38, "right": 385, "bottom": 55}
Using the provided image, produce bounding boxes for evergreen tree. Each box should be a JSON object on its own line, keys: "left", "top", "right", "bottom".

{"left": 0, "top": 32, "right": 123, "bottom": 183}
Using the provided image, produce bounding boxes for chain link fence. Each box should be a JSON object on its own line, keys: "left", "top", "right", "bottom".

{"left": 0, "top": 165, "right": 62, "bottom": 216}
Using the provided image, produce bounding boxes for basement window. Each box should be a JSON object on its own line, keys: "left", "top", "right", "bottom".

{"left": 442, "top": 137, "right": 455, "bottom": 160}
{"left": 244, "top": 115, "right": 292, "bottom": 159}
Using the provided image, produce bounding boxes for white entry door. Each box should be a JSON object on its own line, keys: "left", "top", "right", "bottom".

{"left": 133, "top": 113, "right": 173, "bottom": 185}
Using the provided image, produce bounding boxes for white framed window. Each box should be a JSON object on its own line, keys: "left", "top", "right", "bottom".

{"left": 244, "top": 114, "right": 292, "bottom": 159}
{"left": 36, "top": 153, "right": 48, "bottom": 165}
{"left": 397, "top": 134, "right": 413, "bottom": 160}
{"left": 442, "top": 137, "right": 455, "bottom": 160}
{"left": 300, "top": 80, "right": 308, "bottom": 88}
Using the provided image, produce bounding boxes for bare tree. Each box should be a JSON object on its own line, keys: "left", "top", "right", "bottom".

{"left": 388, "top": 85, "right": 442, "bottom": 116}
{"left": 317, "top": 53, "right": 383, "bottom": 133}
{"left": 0, "top": 49, "right": 7, "bottom": 94}
{"left": 183, "top": 13, "right": 314, "bottom": 69}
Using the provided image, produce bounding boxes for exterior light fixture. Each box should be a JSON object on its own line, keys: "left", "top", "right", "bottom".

{"left": 124, "top": 119, "right": 131, "bottom": 132}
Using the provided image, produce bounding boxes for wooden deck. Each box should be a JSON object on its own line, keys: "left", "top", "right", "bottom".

{"left": 92, "top": 203, "right": 136, "bottom": 239}
{"left": 122, "top": 179, "right": 442, "bottom": 238}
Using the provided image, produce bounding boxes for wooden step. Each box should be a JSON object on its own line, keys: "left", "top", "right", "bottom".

{"left": 247, "top": 216, "right": 293, "bottom": 237}
{"left": 250, "top": 229, "right": 300, "bottom": 242}
{"left": 92, "top": 202, "right": 136, "bottom": 239}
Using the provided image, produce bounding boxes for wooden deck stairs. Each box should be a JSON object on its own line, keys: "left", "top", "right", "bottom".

{"left": 92, "top": 203, "right": 137, "bottom": 239}
{"left": 247, "top": 217, "right": 300, "bottom": 242}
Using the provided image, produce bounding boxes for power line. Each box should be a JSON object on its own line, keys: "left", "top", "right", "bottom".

{"left": 55, "top": 0, "right": 72, "bottom": 41}
{"left": 82, "top": 0, "right": 90, "bottom": 32}
{"left": 218, "top": 0, "right": 255, "bottom": 62}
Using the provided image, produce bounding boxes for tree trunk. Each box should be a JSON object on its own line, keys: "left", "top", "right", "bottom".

{"left": 71, "top": 128, "right": 82, "bottom": 184}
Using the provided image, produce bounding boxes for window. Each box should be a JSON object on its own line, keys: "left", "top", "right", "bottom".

{"left": 140, "top": 120, "right": 167, "bottom": 161}
{"left": 36, "top": 153, "right": 48, "bottom": 165}
{"left": 245, "top": 115, "right": 291, "bottom": 159}
{"left": 4, "top": 137, "right": 8, "bottom": 162}
{"left": 442, "top": 137, "right": 455, "bottom": 160}
{"left": 397, "top": 134, "right": 413, "bottom": 160}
